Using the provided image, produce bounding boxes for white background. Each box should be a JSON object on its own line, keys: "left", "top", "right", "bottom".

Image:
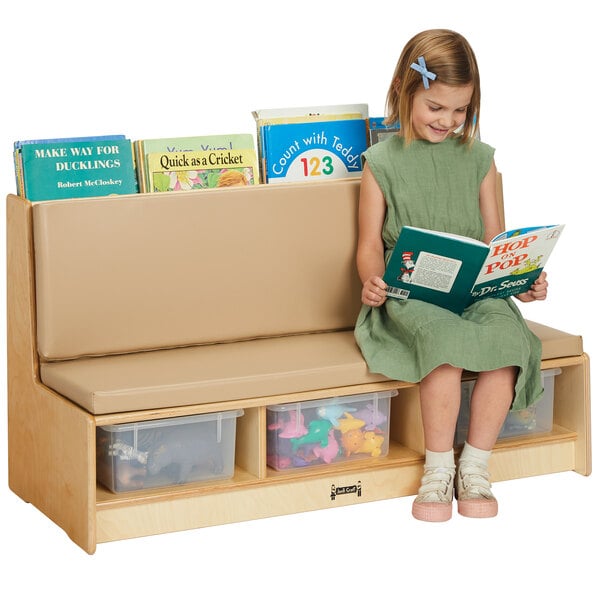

{"left": 1, "top": 1, "right": 597, "bottom": 597}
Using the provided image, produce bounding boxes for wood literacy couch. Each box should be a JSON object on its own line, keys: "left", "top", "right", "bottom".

{"left": 6, "top": 176, "right": 591, "bottom": 553}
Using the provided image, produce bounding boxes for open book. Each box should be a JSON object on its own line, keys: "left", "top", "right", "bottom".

{"left": 383, "top": 224, "right": 565, "bottom": 314}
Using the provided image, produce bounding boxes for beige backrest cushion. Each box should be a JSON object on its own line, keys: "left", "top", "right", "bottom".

{"left": 33, "top": 179, "right": 363, "bottom": 360}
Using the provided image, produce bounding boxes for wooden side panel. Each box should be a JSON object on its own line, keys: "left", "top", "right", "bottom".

{"left": 551, "top": 356, "right": 592, "bottom": 475}
{"left": 6, "top": 194, "right": 97, "bottom": 553}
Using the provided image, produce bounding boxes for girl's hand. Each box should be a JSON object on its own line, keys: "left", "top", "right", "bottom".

{"left": 516, "top": 271, "right": 548, "bottom": 303}
{"left": 362, "top": 275, "right": 388, "bottom": 307}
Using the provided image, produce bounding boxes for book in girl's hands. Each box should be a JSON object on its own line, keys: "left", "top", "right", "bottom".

{"left": 146, "top": 148, "right": 259, "bottom": 192}
{"left": 383, "top": 224, "right": 565, "bottom": 314}
{"left": 14, "top": 135, "right": 137, "bottom": 201}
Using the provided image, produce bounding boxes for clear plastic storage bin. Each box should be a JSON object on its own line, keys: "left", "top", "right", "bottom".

{"left": 267, "top": 390, "right": 395, "bottom": 471}
{"left": 97, "top": 409, "right": 243, "bottom": 492}
{"left": 455, "top": 368, "right": 560, "bottom": 446}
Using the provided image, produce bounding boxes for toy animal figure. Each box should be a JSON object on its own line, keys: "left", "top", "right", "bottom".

{"left": 312, "top": 429, "right": 340, "bottom": 464}
{"left": 108, "top": 440, "right": 148, "bottom": 464}
{"left": 267, "top": 454, "right": 292, "bottom": 470}
{"left": 103, "top": 438, "right": 149, "bottom": 491}
{"left": 115, "top": 462, "right": 147, "bottom": 491}
{"left": 316, "top": 403, "right": 356, "bottom": 427}
{"left": 294, "top": 444, "right": 320, "bottom": 466}
{"left": 340, "top": 428, "right": 364, "bottom": 457}
{"left": 357, "top": 431, "right": 384, "bottom": 457}
{"left": 277, "top": 409, "right": 308, "bottom": 438}
{"left": 354, "top": 403, "right": 388, "bottom": 431}
{"left": 147, "top": 427, "right": 224, "bottom": 484}
{"left": 335, "top": 413, "right": 365, "bottom": 434}
{"left": 290, "top": 419, "right": 332, "bottom": 452}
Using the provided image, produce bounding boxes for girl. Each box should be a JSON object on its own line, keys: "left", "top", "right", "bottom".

{"left": 355, "top": 29, "right": 548, "bottom": 522}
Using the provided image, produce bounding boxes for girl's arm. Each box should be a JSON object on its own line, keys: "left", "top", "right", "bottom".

{"left": 479, "top": 159, "right": 502, "bottom": 244}
{"left": 480, "top": 160, "right": 548, "bottom": 303}
{"left": 357, "top": 163, "right": 388, "bottom": 307}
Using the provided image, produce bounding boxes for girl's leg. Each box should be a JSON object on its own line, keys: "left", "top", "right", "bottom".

{"left": 412, "top": 364, "right": 463, "bottom": 522}
{"left": 467, "top": 366, "right": 516, "bottom": 450}
{"left": 457, "top": 366, "right": 517, "bottom": 518}
{"left": 419, "top": 363, "right": 463, "bottom": 451}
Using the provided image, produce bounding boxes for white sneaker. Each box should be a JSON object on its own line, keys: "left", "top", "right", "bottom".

{"left": 412, "top": 466, "right": 455, "bottom": 522}
{"left": 456, "top": 460, "right": 498, "bottom": 518}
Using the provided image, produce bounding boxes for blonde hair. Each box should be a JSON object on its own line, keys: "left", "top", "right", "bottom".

{"left": 385, "top": 29, "right": 480, "bottom": 145}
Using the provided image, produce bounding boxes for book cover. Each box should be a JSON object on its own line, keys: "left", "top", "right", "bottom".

{"left": 146, "top": 148, "right": 259, "bottom": 192}
{"left": 383, "top": 224, "right": 565, "bottom": 314}
{"left": 259, "top": 118, "right": 368, "bottom": 183}
{"left": 17, "top": 137, "right": 138, "bottom": 201}
{"left": 253, "top": 104, "right": 369, "bottom": 183}
{"left": 135, "top": 133, "right": 256, "bottom": 192}
{"left": 13, "top": 135, "right": 128, "bottom": 197}
{"left": 367, "top": 117, "right": 400, "bottom": 145}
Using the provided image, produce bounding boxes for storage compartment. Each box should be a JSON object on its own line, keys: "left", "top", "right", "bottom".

{"left": 96, "top": 409, "right": 243, "bottom": 492}
{"left": 455, "top": 368, "right": 560, "bottom": 445}
{"left": 267, "top": 390, "right": 395, "bottom": 470}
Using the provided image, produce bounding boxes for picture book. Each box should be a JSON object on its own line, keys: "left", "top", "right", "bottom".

{"left": 257, "top": 118, "right": 368, "bottom": 184}
{"left": 134, "top": 133, "right": 256, "bottom": 192}
{"left": 13, "top": 135, "right": 128, "bottom": 197}
{"left": 15, "top": 136, "right": 138, "bottom": 201}
{"left": 252, "top": 103, "right": 369, "bottom": 124}
{"left": 253, "top": 104, "right": 369, "bottom": 183}
{"left": 146, "top": 148, "right": 259, "bottom": 192}
{"left": 367, "top": 117, "right": 400, "bottom": 145}
{"left": 383, "top": 224, "right": 565, "bottom": 314}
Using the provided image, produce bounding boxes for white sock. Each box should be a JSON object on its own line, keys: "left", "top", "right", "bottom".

{"left": 425, "top": 449, "right": 455, "bottom": 470}
{"left": 459, "top": 442, "right": 491, "bottom": 467}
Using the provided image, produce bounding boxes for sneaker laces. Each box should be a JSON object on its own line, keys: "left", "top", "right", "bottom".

{"left": 416, "top": 467, "right": 455, "bottom": 503}
{"left": 458, "top": 461, "right": 494, "bottom": 500}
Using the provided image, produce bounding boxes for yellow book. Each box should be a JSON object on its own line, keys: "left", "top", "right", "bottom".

{"left": 135, "top": 133, "right": 257, "bottom": 192}
{"left": 146, "top": 148, "right": 259, "bottom": 192}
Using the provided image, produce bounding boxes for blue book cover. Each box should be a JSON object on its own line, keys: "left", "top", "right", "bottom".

{"left": 260, "top": 118, "right": 368, "bottom": 183}
{"left": 18, "top": 137, "right": 138, "bottom": 201}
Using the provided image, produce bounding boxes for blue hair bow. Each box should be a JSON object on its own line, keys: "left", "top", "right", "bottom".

{"left": 410, "top": 56, "right": 436, "bottom": 89}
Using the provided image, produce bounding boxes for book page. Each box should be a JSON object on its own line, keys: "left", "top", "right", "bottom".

{"left": 407, "top": 251, "right": 462, "bottom": 292}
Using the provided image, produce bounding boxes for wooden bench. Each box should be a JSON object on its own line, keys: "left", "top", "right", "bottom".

{"left": 6, "top": 176, "right": 591, "bottom": 553}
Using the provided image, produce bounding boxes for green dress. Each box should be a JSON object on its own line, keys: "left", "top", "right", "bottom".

{"left": 354, "top": 135, "right": 542, "bottom": 410}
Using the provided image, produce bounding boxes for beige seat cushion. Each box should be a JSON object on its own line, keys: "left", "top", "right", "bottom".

{"left": 39, "top": 321, "right": 583, "bottom": 415}
{"left": 527, "top": 320, "right": 583, "bottom": 361}
{"left": 40, "top": 331, "right": 387, "bottom": 414}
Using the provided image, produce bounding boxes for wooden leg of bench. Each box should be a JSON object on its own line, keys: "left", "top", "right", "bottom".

{"left": 554, "top": 353, "right": 592, "bottom": 476}
{"left": 8, "top": 383, "right": 97, "bottom": 554}
{"left": 7, "top": 194, "right": 97, "bottom": 554}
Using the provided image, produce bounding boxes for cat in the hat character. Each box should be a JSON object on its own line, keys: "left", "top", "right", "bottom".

{"left": 400, "top": 251, "right": 415, "bottom": 282}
